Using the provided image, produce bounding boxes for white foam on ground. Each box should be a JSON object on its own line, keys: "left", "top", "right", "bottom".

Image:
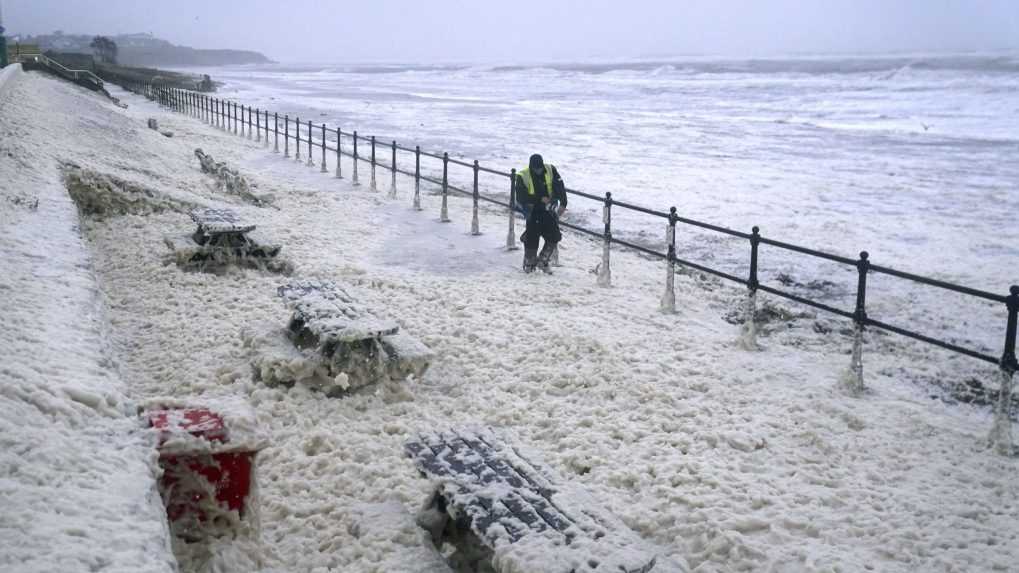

{"left": 0, "top": 68, "right": 1017, "bottom": 573}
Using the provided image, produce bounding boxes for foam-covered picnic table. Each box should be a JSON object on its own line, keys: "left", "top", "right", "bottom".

{"left": 406, "top": 428, "right": 678, "bottom": 573}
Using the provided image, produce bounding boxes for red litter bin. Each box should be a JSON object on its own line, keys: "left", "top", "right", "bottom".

{"left": 147, "top": 407, "right": 263, "bottom": 540}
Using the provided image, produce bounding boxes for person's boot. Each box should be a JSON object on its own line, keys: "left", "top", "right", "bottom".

{"left": 522, "top": 247, "right": 538, "bottom": 273}
{"left": 537, "top": 242, "right": 556, "bottom": 274}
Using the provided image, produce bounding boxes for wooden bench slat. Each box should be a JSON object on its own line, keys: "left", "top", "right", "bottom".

{"left": 406, "top": 429, "right": 670, "bottom": 573}
{"left": 189, "top": 208, "right": 256, "bottom": 235}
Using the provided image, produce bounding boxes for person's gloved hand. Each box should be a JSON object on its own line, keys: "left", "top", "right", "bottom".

{"left": 541, "top": 197, "right": 551, "bottom": 204}
{"left": 556, "top": 205, "right": 566, "bottom": 217}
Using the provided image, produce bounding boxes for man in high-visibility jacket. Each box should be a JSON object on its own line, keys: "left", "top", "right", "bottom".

{"left": 515, "top": 154, "right": 567, "bottom": 273}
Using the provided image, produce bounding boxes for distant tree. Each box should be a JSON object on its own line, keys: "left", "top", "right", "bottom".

{"left": 90, "top": 36, "right": 118, "bottom": 64}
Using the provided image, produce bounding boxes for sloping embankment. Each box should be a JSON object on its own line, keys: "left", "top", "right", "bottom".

{"left": 0, "top": 65, "right": 176, "bottom": 573}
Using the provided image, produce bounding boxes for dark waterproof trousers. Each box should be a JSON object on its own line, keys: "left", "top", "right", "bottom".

{"left": 524, "top": 208, "right": 562, "bottom": 252}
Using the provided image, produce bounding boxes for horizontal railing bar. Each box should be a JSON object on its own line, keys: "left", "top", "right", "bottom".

{"left": 867, "top": 318, "right": 999, "bottom": 365}
{"left": 609, "top": 198, "right": 671, "bottom": 219}
{"left": 675, "top": 216, "right": 752, "bottom": 239}
{"left": 564, "top": 186, "right": 603, "bottom": 202}
{"left": 673, "top": 256, "right": 746, "bottom": 284}
{"left": 558, "top": 220, "right": 605, "bottom": 239}
{"left": 757, "top": 284, "right": 857, "bottom": 320}
{"left": 447, "top": 156, "right": 474, "bottom": 169}
{"left": 420, "top": 174, "right": 444, "bottom": 187}
{"left": 478, "top": 164, "right": 512, "bottom": 177}
{"left": 868, "top": 263, "right": 1006, "bottom": 303}
{"left": 478, "top": 193, "right": 504, "bottom": 207}
{"left": 611, "top": 236, "right": 667, "bottom": 259}
{"left": 758, "top": 236, "right": 859, "bottom": 266}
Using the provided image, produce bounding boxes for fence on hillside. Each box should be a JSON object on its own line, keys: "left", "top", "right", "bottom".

{"left": 117, "top": 81, "right": 1018, "bottom": 417}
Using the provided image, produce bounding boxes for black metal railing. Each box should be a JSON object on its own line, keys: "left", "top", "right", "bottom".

{"left": 123, "top": 82, "right": 1019, "bottom": 400}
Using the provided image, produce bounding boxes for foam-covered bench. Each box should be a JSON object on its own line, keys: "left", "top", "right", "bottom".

{"left": 406, "top": 428, "right": 678, "bottom": 573}
{"left": 248, "top": 280, "right": 432, "bottom": 394}
{"left": 164, "top": 208, "right": 284, "bottom": 271}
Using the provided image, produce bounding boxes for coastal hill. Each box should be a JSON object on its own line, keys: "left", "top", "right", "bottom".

{"left": 11, "top": 31, "right": 271, "bottom": 66}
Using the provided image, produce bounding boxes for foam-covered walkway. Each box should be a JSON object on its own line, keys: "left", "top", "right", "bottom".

{"left": 2, "top": 66, "right": 1017, "bottom": 573}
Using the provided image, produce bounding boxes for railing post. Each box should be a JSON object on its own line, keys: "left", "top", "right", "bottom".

{"left": 233, "top": 102, "right": 238, "bottom": 135}
{"left": 842, "top": 251, "right": 870, "bottom": 395}
{"left": 597, "top": 192, "right": 613, "bottom": 287}
{"left": 989, "top": 285, "right": 1019, "bottom": 455}
{"left": 320, "top": 124, "right": 328, "bottom": 173}
{"left": 243, "top": 105, "right": 249, "bottom": 139}
{"left": 471, "top": 160, "right": 481, "bottom": 235}
{"left": 335, "top": 128, "right": 343, "bottom": 178}
{"left": 370, "top": 136, "right": 377, "bottom": 191}
{"left": 440, "top": 152, "right": 451, "bottom": 222}
{"left": 506, "top": 170, "right": 519, "bottom": 250}
{"left": 255, "top": 108, "right": 261, "bottom": 142}
{"left": 740, "top": 226, "right": 761, "bottom": 350}
{"left": 352, "top": 131, "right": 360, "bottom": 185}
{"left": 660, "top": 207, "right": 678, "bottom": 313}
{"left": 388, "top": 140, "right": 398, "bottom": 198}
{"left": 263, "top": 110, "right": 270, "bottom": 148}
{"left": 413, "top": 146, "right": 422, "bottom": 210}
{"left": 307, "top": 119, "right": 314, "bottom": 167}
{"left": 295, "top": 116, "right": 302, "bottom": 162}
{"left": 284, "top": 115, "right": 290, "bottom": 157}
{"left": 273, "top": 113, "right": 279, "bottom": 153}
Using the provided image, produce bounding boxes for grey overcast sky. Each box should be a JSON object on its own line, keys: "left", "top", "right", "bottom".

{"left": 4, "top": 0, "right": 1018, "bottom": 63}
